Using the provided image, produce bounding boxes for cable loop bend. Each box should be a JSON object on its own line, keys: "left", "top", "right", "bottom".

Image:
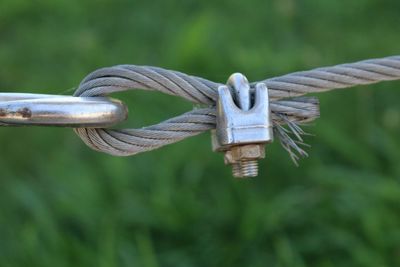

{"left": 73, "top": 65, "right": 319, "bottom": 156}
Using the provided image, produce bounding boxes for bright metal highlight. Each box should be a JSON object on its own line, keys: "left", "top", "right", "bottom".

{"left": 0, "top": 93, "right": 127, "bottom": 127}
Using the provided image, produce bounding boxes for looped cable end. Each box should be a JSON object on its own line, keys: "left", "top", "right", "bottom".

{"left": 73, "top": 65, "right": 320, "bottom": 159}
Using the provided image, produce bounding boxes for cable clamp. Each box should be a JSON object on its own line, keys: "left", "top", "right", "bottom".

{"left": 211, "top": 73, "right": 273, "bottom": 177}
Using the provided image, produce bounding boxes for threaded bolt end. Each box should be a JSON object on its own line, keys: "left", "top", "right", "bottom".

{"left": 231, "top": 160, "right": 258, "bottom": 178}
{"left": 232, "top": 163, "right": 242, "bottom": 177}
{"left": 239, "top": 160, "right": 258, "bottom": 177}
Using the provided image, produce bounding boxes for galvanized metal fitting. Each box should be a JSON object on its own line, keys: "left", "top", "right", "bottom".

{"left": 211, "top": 73, "right": 273, "bottom": 178}
{"left": 0, "top": 93, "right": 127, "bottom": 127}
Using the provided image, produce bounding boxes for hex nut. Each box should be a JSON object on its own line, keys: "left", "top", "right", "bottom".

{"left": 224, "top": 144, "right": 265, "bottom": 165}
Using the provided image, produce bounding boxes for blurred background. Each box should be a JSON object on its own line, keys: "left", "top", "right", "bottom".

{"left": 0, "top": 0, "right": 399, "bottom": 266}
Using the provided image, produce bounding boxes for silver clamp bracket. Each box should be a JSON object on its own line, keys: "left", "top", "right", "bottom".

{"left": 211, "top": 73, "right": 273, "bottom": 178}
{"left": 0, "top": 93, "right": 127, "bottom": 127}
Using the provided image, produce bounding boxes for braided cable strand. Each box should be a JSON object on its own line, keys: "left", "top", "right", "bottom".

{"left": 74, "top": 56, "right": 400, "bottom": 156}
{"left": 259, "top": 56, "right": 400, "bottom": 99}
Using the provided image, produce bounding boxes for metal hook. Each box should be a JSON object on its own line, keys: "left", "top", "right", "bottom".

{"left": 0, "top": 93, "right": 128, "bottom": 127}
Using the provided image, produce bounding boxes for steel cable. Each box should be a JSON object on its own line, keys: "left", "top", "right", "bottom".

{"left": 73, "top": 56, "right": 400, "bottom": 157}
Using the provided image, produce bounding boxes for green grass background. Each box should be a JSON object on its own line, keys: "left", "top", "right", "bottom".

{"left": 0, "top": 0, "right": 400, "bottom": 266}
